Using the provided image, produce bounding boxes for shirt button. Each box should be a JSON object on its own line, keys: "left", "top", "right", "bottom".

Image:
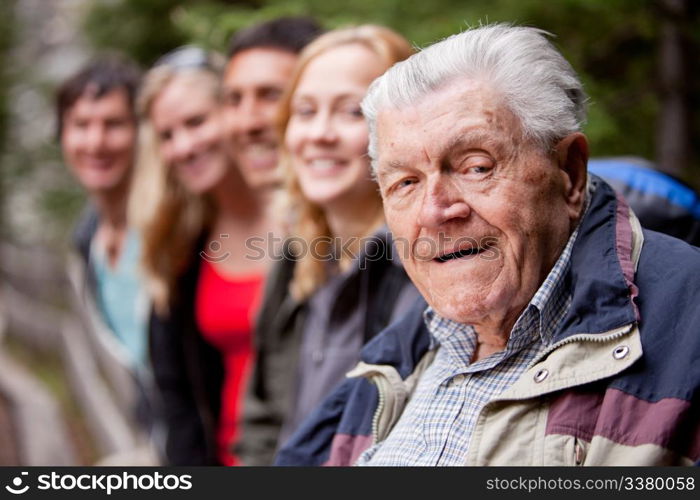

{"left": 312, "top": 350, "right": 324, "bottom": 364}
{"left": 612, "top": 345, "right": 629, "bottom": 360}
{"left": 452, "top": 374, "right": 465, "bottom": 385}
{"left": 534, "top": 368, "right": 549, "bottom": 383}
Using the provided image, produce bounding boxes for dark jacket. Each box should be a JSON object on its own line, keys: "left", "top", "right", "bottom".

{"left": 237, "top": 228, "right": 419, "bottom": 465}
{"left": 149, "top": 248, "right": 225, "bottom": 465}
{"left": 73, "top": 204, "right": 100, "bottom": 275}
{"left": 276, "top": 176, "right": 700, "bottom": 466}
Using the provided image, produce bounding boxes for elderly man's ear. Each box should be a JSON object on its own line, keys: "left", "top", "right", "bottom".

{"left": 555, "top": 132, "right": 589, "bottom": 221}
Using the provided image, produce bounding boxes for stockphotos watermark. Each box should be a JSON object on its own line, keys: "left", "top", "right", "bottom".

{"left": 200, "top": 232, "right": 501, "bottom": 267}
{"left": 3, "top": 470, "right": 192, "bottom": 496}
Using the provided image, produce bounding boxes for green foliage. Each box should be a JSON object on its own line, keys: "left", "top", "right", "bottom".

{"left": 84, "top": 0, "right": 194, "bottom": 66}
{"left": 0, "top": 1, "right": 13, "bottom": 138}
{"left": 83, "top": 0, "right": 262, "bottom": 65}
{"left": 0, "top": 0, "right": 16, "bottom": 235}
{"left": 39, "top": 185, "right": 86, "bottom": 232}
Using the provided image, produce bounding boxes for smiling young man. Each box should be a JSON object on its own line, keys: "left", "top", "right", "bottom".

{"left": 276, "top": 24, "right": 700, "bottom": 466}
{"left": 223, "top": 16, "right": 322, "bottom": 194}
{"left": 57, "top": 55, "right": 150, "bottom": 370}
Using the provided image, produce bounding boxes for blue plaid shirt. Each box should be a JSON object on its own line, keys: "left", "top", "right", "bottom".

{"left": 357, "top": 220, "right": 584, "bottom": 466}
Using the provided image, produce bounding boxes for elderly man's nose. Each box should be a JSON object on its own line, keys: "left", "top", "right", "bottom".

{"left": 417, "top": 181, "right": 471, "bottom": 228}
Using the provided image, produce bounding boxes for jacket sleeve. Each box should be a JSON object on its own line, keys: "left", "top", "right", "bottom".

{"left": 72, "top": 204, "right": 99, "bottom": 264}
{"left": 274, "top": 376, "right": 378, "bottom": 466}
{"left": 149, "top": 310, "right": 209, "bottom": 465}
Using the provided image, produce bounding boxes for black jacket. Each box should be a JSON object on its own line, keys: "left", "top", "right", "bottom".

{"left": 149, "top": 249, "right": 225, "bottom": 465}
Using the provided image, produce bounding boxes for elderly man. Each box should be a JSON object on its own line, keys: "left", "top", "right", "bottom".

{"left": 275, "top": 24, "right": 700, "bottom": 466}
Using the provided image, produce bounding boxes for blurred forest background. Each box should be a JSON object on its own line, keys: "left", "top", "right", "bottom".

{"left": 0, "top": 0, "right": 698, "bottom": 246}
{"left": 0, "top": 0, "right": 698, "bottom": 464}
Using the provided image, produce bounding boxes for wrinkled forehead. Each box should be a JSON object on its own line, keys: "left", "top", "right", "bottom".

{"left": 373, "top": 81, "right": 523, "bottom": 170}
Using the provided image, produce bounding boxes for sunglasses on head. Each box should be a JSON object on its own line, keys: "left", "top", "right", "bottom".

{"left": 153, "top": 45, "right": 218, "bottom": 71}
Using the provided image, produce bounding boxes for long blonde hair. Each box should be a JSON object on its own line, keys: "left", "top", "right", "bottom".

{"left": 277, "top": 25, "right": 414, "bottom": 300}
{"left": 129, "top": 59, "right": 223, "bottom": 314}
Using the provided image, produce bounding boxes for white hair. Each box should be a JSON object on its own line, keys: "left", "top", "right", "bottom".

{"left": 362, "top": 23, "right": 587, "bottom": 168}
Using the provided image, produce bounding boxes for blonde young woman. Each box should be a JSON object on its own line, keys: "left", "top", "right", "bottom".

{"left": 237, "top": 25, "right": 419, "bottom": 466}
{"left": 132, "top": 47, "right": 275, "bottom": 465}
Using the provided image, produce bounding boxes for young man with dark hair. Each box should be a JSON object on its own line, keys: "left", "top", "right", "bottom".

{"left": 223, "top": 16, "right": 322, "bottom": 192}
{"left": 222, "top": 17, "right": 323, "bottom": 466}
{"left": 58, "top": 54, "right": 150, "bottom": 376}
{"left": 58, "top": 56, "right": 139, "bottom": 265}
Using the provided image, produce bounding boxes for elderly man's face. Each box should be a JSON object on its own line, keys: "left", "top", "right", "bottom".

{"left": 376, "top": 80, "right": 585, "bottom": 327}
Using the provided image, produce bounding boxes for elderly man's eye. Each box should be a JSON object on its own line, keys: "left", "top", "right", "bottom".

{"left": 391, "top": 178, "right": 417, "bottom": 194}
{"left": 461, "top": 155, "right": 495, "bottom": 176}
{"left": 469, "top": 165, "right": 492, "bottom": 174}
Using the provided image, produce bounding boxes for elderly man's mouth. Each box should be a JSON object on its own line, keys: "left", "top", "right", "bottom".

{"left": 434, "top": 246, "right": 485, "bottom": 263}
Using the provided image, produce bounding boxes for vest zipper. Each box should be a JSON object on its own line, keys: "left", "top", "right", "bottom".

{"left": 526, "top": 324, "right": 635, "bottom": 370}
{"left": 370, "top": 375, "right": 386, "bottom": 444}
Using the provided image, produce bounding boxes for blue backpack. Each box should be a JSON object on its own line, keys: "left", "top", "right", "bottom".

{"left": 589, "top": 157, "right": 700, "bottom": 246}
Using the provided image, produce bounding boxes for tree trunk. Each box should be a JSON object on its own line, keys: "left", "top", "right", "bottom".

{"left": 655, "top": 0, "right": 690, "bottom": 177}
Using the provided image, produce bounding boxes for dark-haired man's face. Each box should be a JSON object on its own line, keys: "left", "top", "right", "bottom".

{"left": 223, "top": 47, "right": 297, "bottom": 191}
{"left": 61, "top": 89, "right": 136, "bottom": 196}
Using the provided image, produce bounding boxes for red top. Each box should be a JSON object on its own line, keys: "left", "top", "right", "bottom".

{"left": 195, "top": 258, "right": 264, "bottom": 466}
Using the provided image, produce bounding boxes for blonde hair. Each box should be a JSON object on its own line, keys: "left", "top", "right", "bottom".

{"left": 129, "top": 62, "right": 223, "bottom": 314}
{"left": 277, "top": 25, "right": 414, "bottom": 300}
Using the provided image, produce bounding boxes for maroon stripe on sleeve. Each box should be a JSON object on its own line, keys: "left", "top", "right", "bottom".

{"left": 323, "top": 433, "right": 373, "bottom": 466}
{"left": 546, "top": 387, "right": 605, "bottom": 441}
{"left": 547, "top": 387, "right": 700, "bottom": 461}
